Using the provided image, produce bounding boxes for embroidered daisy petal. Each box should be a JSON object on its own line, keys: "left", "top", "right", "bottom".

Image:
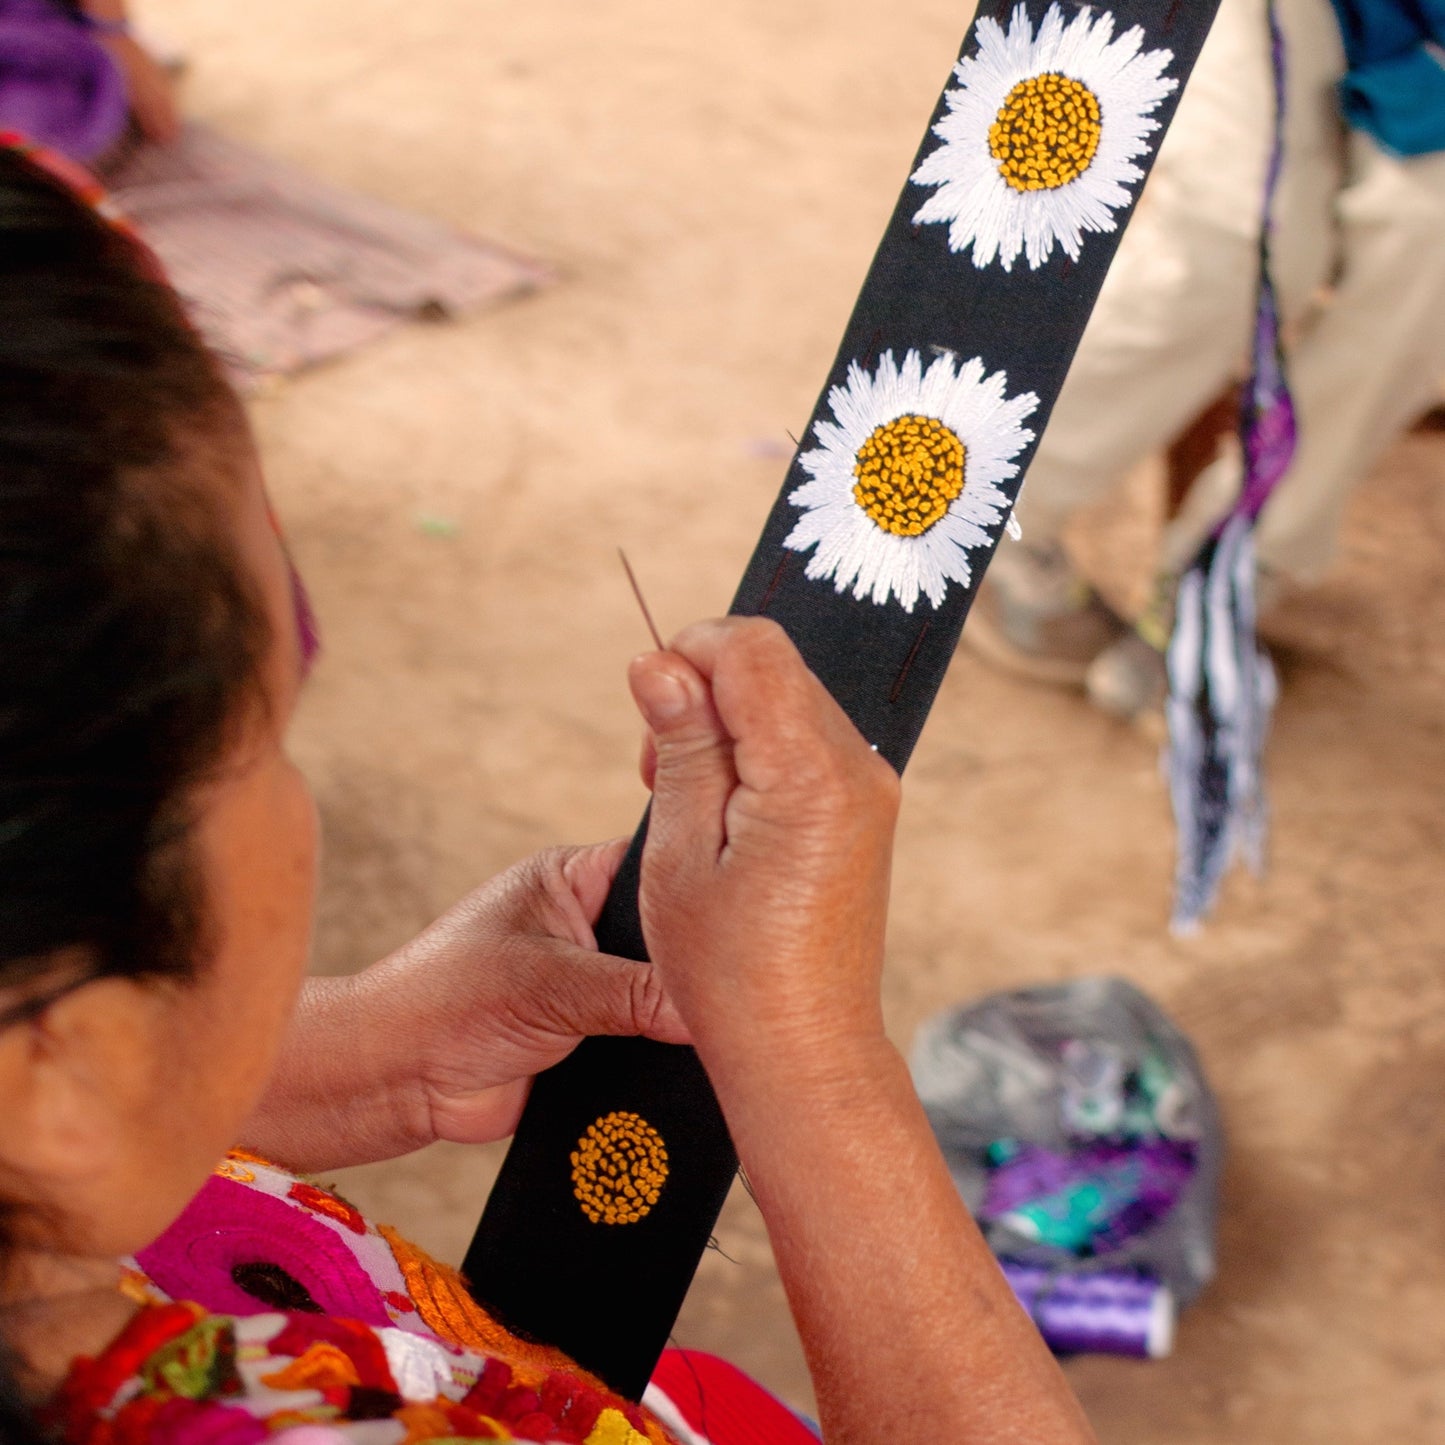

{"left": 784, "top": 349, "right": 1037, "bottom": 612}
{"left": 911, "top": 2, "right": 1176, "bottom": 270}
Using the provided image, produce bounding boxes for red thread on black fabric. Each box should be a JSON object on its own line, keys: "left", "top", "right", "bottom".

{"left": 1164, "top": 0, "right": 1182, "bottom": 32}
{"left": 890, "top": 622, "right": 931, "bottom": 704}
{"left": 757, "top": 555, "right": 791, "bottom": 615}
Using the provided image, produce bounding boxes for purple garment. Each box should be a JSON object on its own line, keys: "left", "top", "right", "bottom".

{"left": 0, "top": 0, "right": 128, "bottom": 161}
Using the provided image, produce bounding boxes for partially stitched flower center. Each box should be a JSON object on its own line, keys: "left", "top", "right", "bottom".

{"left": 852, "top": 414, "right": 966, "bottom": 537}
{"left": 571, "top": 1111, "right": 669, "bottom": 1225}
{"left": 989, "top": 72, "right": 1103, "bottom": 192}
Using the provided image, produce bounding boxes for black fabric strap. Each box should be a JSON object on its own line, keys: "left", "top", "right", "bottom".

{"left": 464, "top": 0, "right": 1222, "bottom": 1398}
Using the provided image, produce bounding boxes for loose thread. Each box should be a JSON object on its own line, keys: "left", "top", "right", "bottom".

{"left": 617, "top": 548, "right": 665, "bottom": 651}
{"left": 665, "top": 1341, "right": 717, "bottom": 1445}
{"left": 702, "top": 1235, "right": 740, "bottom": 1265}
{"left": 757, "top": 554, "right": 791, "bottom": 615}
{"left": 736, "top": 1165, "right": 757, "bottom": 1205}
{"left": 890, "top": 621, "right": 931, "bottom": 704}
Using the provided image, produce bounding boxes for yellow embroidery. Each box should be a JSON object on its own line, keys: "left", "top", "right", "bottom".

{"left": 118, "top": 1267, "right": 162, "bottom": 1307}
{"left": 570, "top": 1112, "right": 669, "bottom": 1226}
{"left": 268, "top": 1409, "right": 343, "bottom": 1431}
{"left": 585, "top": 1407, "right": 651, "bottom": 1445}
{"left": 989, "top": 72, "right": 1102, "bottom": 192}
{"left": 215, "top": 1160, "right": 256, "bottom": 1184}
{"left": 852, "top": 414, "right": 967, "bottom": 537}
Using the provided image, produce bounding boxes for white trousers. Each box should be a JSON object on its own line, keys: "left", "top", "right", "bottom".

{"left": 1013, "top": 0, "right": 1445, "bottom": 585}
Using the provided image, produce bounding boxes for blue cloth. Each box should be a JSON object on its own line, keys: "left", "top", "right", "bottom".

{"left": 1328, "top": 0, "right": 1445, "bottom": 154}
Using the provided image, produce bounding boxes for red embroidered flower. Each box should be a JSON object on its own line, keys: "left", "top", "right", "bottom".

{"left": 51, "top": 1304, "right": 203, "bottom": 1438}
{"left": 143, "top": 1396, "right": 269, "bottom": 1445}
{"left": 268, "top": 1315, "right": 396, "bottom": 1394}
{"left": 288, "top": 1183, "right": 366, "bottom": 1236}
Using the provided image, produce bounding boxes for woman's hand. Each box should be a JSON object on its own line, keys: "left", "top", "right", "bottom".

{"left": 627, "top": 617, "right": 900, "bottom": 1087}
{"left": 628, "top": 618, "right": 1096, "bottom": 1445}
{"left": 240, "top": 844, "right": 687, "bottom": 1173}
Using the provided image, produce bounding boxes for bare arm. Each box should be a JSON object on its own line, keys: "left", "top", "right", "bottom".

{"left": 79, "top": 0, "right": 182, "bottom": 145}
{"left": 628, "top": 618, "right": 1095, "bottom": 1445}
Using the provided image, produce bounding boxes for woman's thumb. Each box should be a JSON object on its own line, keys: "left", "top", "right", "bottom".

{"left": 627, "top": 652, "right": 735, "bottom": 858}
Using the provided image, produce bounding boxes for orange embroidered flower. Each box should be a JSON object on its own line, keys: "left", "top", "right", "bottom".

{"left": 267, "top": 1316, "right": 396, "bottom": 1400}
{"left": 224, "top": 1146, "right": 278, "bottom": 1168}
{"left": 288, "top": 1182, "right": 367, "bottom": 1235}
{"left": 379, "top": 1225, "right": 576, "bottom": 1383}
{"left": 261, "top": 1341, "right": 362, "bottom": 1396}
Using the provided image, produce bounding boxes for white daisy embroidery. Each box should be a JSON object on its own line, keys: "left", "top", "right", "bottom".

{"left": 784, "top": 349, "right": 1037, "bottom": 612}
{"left": 911, "top": 3, "right": 1176, "bottom": 271}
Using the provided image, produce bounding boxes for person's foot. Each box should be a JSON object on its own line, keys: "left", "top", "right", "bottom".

{"left": 1084, "top": 562, "right": 1285, "bottom": 724}
{"left": 966, "top": 540, "right": 1130, "bottom": 686}
{"left": 1084, "top": 631, "right": 1168, "bottom": 721}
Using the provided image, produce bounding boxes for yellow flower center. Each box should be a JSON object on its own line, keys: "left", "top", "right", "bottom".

{"left": 852, "top": 414, "right": 967, "bottom": 537}
{"left": 570, "top": 1111, "right": 669, "bottom": 1225}
{"left": 989, "top": 72, "right": 1103, "bottom": 192}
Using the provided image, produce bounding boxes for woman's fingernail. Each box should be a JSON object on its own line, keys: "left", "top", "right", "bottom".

{"left": 633, "top": 667, "right": 691, "bottom": 723}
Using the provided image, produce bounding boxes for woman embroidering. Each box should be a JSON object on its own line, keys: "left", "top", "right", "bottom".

{"left": 0, "top": 141, "right": 1093, "bottom": 1445}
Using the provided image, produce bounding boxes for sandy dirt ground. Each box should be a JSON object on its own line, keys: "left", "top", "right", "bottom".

{"left": 143, "top": 0, "right": 1445, "bottom": 1438}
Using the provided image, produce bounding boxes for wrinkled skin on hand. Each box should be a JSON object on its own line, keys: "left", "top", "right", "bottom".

{"left": 628, "top": 617, "right": 900, "bottom": 1083}
{"left": 359, "top": 843, "right": 690, "bottom": 1148}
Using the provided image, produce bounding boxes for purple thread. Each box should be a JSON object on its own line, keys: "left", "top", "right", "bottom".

{"left": 1001, "top": 1260, "right": 1175, "bottom": 1358}
{"left": 1226, "top": 0, "right": 1297, "bottom": 527}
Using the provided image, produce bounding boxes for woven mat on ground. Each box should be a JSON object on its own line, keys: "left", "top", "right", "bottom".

{"left": 104, "top": 124, "right": 549, "bottom": 388}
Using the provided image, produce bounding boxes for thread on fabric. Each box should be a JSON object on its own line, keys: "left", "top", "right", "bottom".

{"left": 571, "top": 1112, "right": 670, "bottom": 1225}
{"left": 990, "top": 72, "right": 1103, "bottom": 190}
{"left": 909, "top": 4, "right": 1176, "bottom": 270}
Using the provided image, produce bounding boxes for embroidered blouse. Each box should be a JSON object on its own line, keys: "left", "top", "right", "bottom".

{"left": 49, "top": 1152, "right": 751, "bottom": 1445}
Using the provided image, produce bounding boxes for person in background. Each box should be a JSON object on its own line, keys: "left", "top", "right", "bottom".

{"left": 0, "top": 0, "right": 179, "bottom": 162}
{"left": 967, "top": 0, "right": 1445, "bottom": 720}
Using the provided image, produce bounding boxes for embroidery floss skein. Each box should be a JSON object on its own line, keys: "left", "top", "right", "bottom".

{"left": 1165, "top": 0, "right": 1295, "bottom": 932}
{"left": 1000, "top": 1261, "right": 1176, "bottom": 1359}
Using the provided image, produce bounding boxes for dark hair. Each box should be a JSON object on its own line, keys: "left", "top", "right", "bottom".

{"left": 0, "top": 147, "right": 270, "bottom": 1434}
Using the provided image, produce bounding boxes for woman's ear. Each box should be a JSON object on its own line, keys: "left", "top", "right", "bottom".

{"left": 0, "top": 970, "right": 176, "bottom": 1254}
